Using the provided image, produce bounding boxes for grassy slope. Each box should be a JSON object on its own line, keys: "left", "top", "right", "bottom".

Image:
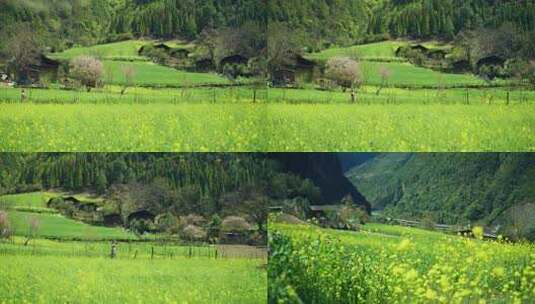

{"left": 0, "top": 192, "right": 50, "bottom": 208}
{"left": 307, "top": 41, "right": 406, "bottom": 62}
{"left": 49, "top": 40, "right": 230, "bottom": 87}
{"left": 102, "top": 60, "right": 230, "bottom": 86}
{"left": 360, "top": 61, "right": 486, "bottom": 87}
{"left": 307, "top": 40, "right": 499, "bottom": 88}
{"left": 0, "top": 103, "right": 533, "bottom": 152}
{"left": 9, "top": 211, "right": 135, "bottom": 240}
{"left": 0, "top": 192, "right": 133, "bottom": 240}
{"left": 49, "top": 40, "right": 148, "bottom": 61}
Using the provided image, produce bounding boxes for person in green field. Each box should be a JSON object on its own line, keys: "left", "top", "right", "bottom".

{"left": 20, "top": 88, "right": 27, "bottom": 102}
{"left": 110, "top": 240, "right": 117, "bottom": 259}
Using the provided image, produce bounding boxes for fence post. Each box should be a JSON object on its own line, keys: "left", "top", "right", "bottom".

{"left": 151, "top": 246, "right": 154, "bottom": 260}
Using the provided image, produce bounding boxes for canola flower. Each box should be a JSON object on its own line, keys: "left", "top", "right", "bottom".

{"left": 0, "top": 103, "right": 533, "bottom": 152}
{"left": 0, "top": 240, "right": 267, "bottom": 304}
{"left": 269, "top": 223, "right": 535, "bottom": 304}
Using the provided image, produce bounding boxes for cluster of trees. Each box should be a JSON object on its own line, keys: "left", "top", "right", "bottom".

{"left": 454, "top": 24, "right": 535, "bottom": 81}
{"left": 0, "top": 0, "right": 123, "bottom": 51}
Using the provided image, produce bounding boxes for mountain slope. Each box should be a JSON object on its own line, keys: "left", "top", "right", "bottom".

{"left": 348, "top": 153, "right": 535, "bottom": 229}
{"left": 269, "top": 153, "right": 371, "bottom": 211}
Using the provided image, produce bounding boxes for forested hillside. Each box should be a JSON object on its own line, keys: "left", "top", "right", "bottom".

{"left": 0, "top": 0, "right": 266, "bottom": 51}
{"left": 348, "top": 153, "right": 535, "bottom": 238}
{"left": 0, "top": 153, "right": 367, "bottom": 213}
{"left": 3, "top": 0, "right": 534, "bottom": 51}
{"left": 268, "top": 0, "right": 535, "bottom": 46}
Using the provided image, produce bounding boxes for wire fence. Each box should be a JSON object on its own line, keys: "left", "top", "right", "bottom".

{"left": 0, "top": 239, "right": 267, "bottom": 260}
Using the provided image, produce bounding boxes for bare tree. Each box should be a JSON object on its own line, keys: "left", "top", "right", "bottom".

{"left": 509, "top": 203, "right": 535, "bottom": 240}
{"left": 0, "top": 211, "right": 12, "bottom": 240}
{"left": 69, "top": 56, "right": 104, "bottom": 92}
{"left": 120, "top": 65, "right": 136, "bottom": 95}
{"left": 4, "top": 24, "right": 41, "bottom": 83}
{"left": 198, "top": 28, "right": 219, "bottom": 65}
{"left": 376, "top": 65, "right": 392, "bottom": 95}
{"left": 267, "top": 22, "right": 301, "bottom": 76}
{"left": 325, "top": 57, "right": 363, "bottom": 102}
{"left": 24, "top": 216, "right": 40, "bottom": 246}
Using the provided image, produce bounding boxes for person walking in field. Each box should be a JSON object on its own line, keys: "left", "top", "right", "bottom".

{"left": 110, "top": 240, "right": 117, "bottom": 259}
{"left": 350, "top": 90, "right": 356, "bottom": 103}
{"left": 21, "top": 88, "right": 27, "bottom": 102}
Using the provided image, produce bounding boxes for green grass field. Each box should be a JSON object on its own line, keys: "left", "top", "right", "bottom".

{"left": 102, "top": 60, "right": 231, "bottom": 87}
{"left": 359, "top": 61, "right": 488, "bottom": 88}
{"left": 49, "top": 40, "right": 148, "bottom": 61}
{"left": 0, "top": 192, "right": 49, "bottom": 208}
{"left": 0, "top": 238, "right": 266, "bottom": 304}
{"left": 269, "top": 222, "right": 535, "bottom": 304}
{"left": 307, "top": 40, "right": 406, "bottom": 62}
{"left": 0, "top": 103, "right": 533, "bottom": 151}
{"left": 0, "top": 192, "right": 134, "bottom": 240}
{"left": 8, "top": 211, "right": 136, "bottom": 240}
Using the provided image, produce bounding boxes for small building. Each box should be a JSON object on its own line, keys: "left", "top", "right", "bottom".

{"left": 127, "top": 210, "right": 155, "bottom": 223}
{"left": 309, "top": 205, "right": 342, "bottom": 220}
{"left": 78, "top": 202, "right": 98, "bottom": 212}
{"left": 220, "top": 54, "right": 249, "bottom": 67}
{"left": 410, "top": 44, "right": 429, "bottom": 53}
{"left": 271, "top": 69, "right": 295, "bottom": 87}
{"left": 456, "top": 226, "right": 498, "bottom": 240}
{"left": 103, "top": 213, "right": 122, "bottom": 227}
{"left": 62, "top": 196, "right": 82, "bottom": 208}
{"left": 268, "top": 206, "right": 283, "bottom": 213}
{"left": 169, "top": 48, "right": 190, "bottom": 59}
{"left": 270, "top": 53, "right": 317, "bottom": 87}
{"left": 450, "top": 59, "right": 471, "bottom": 73}
{"left": 153, "top": 43, "right": 172, "bottom": 51}
{"left": 17, "top": 54, "right": 61, "bottom": 84}
{"left": 138, "top": 43, "right": 172, "bottom": 55}
{"left": 427, "top": 49, "right": 448, "bottom": 60}
{"left": 219, "top": 216, "right": 255, "bottom": 244}
{"left": 194, "top": 58, "right": 215, "bottom": 72}
{"left": 476, "top": 55, "right": 506, "bottom": 70}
